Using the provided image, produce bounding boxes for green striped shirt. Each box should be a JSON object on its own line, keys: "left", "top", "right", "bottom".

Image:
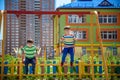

{"left": 23, "top": 45, "right": 37, "bottom": 59}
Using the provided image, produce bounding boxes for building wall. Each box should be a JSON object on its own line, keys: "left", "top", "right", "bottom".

{"left": 40, "top": 0, "right": 55, "bottom": 57}
{"left": 5, "top": 0, "right": 55, "bottom": 55}
{"left": 54, "top": 9, "right": 120, "bottom": 57}
{"left": 58, "top": 9, "right": 120, "bottom": 44}
{"left": 5, "top": 0, "right": 19, "bottom": 54}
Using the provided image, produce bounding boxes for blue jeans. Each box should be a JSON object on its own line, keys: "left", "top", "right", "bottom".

{"left": 24, "top": 57, "right": 36, "bottom": 74}
{"left": 62, "top": 47, "right": 74, "bottom": 63}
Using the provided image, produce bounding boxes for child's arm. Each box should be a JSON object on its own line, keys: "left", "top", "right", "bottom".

{"left": 35, "top": 47, "right": 41, "bottom": 58}
{"left": 71, "top": 34, "right": 77, "bottom": 41}
{"left": 74, "top": 38, "right": 78, "bottom": 41}
{"left": 22, "top": 48, "right": 25, "bottom": 61}
{"left": 60, "top": 36, "right": 65, "bottom": 42}
{"left": 22, "top": 53, "right": 25, "bottom": 61}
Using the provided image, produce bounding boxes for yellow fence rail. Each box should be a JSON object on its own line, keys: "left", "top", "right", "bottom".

{"left": 0, "top": 58, "right": 120, "bottom": 80}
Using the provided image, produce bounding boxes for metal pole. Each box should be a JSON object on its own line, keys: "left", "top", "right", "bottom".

{"left": 90, "top": 13, "right": 95, "bottom": 80}
{"left": 94, "top": 11, "right": 109, "bottom": 80}
{"left": 1, "top": 10, "right": 7, "bottom": 80}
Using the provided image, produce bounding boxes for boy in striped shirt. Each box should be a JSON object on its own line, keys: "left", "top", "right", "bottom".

{"left": 61, "top": 26, "right": 76, "bottom": 67}
{"left": 22, "top": 39, "right": 37, "bottom": 74}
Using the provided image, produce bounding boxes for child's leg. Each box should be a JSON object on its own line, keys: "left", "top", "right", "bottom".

{"left": 69, "top": 47, "right": 74, "bottom": 67}
{"left": 61, "top": 48, "right": 68, "bottom": 66}
{"left": 24, "top": 57, "right": 29, "bottom": 74}
{"left": 31, "top": 57, "right": 36, "bottom": 74}
{"left": 29, "top": 66, "right": 33, "bottom": 74}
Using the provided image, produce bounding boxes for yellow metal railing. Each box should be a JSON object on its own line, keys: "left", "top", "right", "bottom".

{"left": 1, "top": 10, "right": 120, "bottom": 80}
{"left": 94, "top": 11, "right": 109, "bottom": 80}
{"left": 0, "top": 59, "right": 120, "bottom": 80}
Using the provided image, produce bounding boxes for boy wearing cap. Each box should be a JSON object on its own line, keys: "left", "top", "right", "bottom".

{"left": 61, "top": 26, "right": 76, "bottom": 67}
{"left": 22, "top": 39, "right": 37, "bottom": 74}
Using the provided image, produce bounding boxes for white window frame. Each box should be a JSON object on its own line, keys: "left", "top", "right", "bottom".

{"left": 101, "top": 31, "right": 117, "bottom": 40}
{"left": 72, "top": 31, "right": 87, "bottom": 40}
{"left": 99, "top": 15, "right": 117, "bottom": 24}
{"left": 68, "top": 15, "right": 86, "bottom": 24}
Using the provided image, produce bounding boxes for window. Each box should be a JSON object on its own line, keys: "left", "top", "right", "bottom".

{"left": 107, "top": 47, "right": 117, "bottom": 55}
{"left": 82, "top": 47, "right": 86, "bottom": 55}
{"left": 101, "top": 30, "right": 117, "bottom": 40}
{"left": 68, "top": 15, "right": 86, "bottom": 24}
{"left": 72, "top": 31, "right": 87, "bottom": 39}
{"left": 99, "top": 15, "right": 117, "bottom": 24}
{"left": 98, "top": 47, "right": 101, "bottom": 55}
{"left": 113, "top": 47, "right": 117, "bottom": 55}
